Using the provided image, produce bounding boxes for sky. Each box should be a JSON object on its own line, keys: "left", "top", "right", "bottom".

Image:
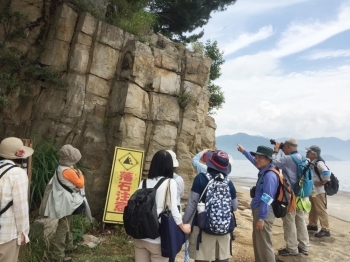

{"left": 196, "top": 0, "right": 350, "bottom": 141}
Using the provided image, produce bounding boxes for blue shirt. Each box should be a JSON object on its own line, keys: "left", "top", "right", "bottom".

{"left": 191, "top": 151, "right": 208, "bottom": 175}
{"left": 242, "top": 150, "right": 278, "bottom": 220}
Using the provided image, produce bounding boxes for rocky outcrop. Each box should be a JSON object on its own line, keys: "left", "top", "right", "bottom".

{"left": 0, "top": 1, "right": 216, "bottom": 217}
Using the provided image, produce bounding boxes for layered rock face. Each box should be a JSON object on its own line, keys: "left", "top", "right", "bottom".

{"left": 0, "top": 1, "right": 216, "bottom": 217}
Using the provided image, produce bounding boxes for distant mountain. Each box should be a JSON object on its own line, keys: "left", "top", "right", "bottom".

{"left": 216, "top": 133, "right": 350, "bottom": 161}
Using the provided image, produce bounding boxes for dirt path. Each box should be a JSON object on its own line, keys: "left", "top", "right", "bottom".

{"left": 176, "top": 187, "right": 350, "bottom": 262}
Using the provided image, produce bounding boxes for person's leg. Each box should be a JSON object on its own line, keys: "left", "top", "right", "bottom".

{"left": 65, "top": 215, "right": 76, "bottom": 251}
{"left": 134, "top": 239, "right": 151, "bottom": 262}
{"left": 254, "top": 207, "right": 276, "bottom": 262}
{"left": 314, "top": 194, "right": 330, "bottom": 231}
{"left": 280, "top": 211, "right": 298, "bottom": 254}
{"left": 0, "top": 239, "right": 20, "bottom": 262}
{"left": 51, "top": 216, "right": 71, "bottom": 260}
{"left": 295, "top": 209, "right": 309, "bottom": 251}
{"left": 252, "top": 208, "right": 259, "bottom": 262}
{"left": 146, "top": 241, "right": 168, "bottom": 262}
{"left": 308, "top": 196, "right": 318, "bottom": 227}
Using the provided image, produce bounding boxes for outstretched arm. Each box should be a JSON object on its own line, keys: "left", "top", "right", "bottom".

{"left": 237, "top": 144, "right": 257, "bottom": 168}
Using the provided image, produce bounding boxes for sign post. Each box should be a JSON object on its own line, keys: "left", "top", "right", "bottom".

{"left": 103, "top": 147, "right": 144, "bottom": 224}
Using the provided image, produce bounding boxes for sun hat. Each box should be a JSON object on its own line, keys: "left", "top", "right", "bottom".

{"left": 59, "top": 144, "right": 82, "bottom": 167}
{"left": 205, "top": 150, "right": 231, "bottom": 175}
{"left": 305, "top": 145, "right": 321, "bottom": 157}
{"left": 166, "top": 150, "right": 179, "bottom": 167}
{"left": 0, "top": 137, "right": 34, "bottom": 159}
{"left": 250, "top": 146, "right": 273, "bottom": 160}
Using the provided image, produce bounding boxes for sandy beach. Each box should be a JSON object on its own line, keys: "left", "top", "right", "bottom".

{"left": 176, "top": 179, "right": 350, "bottom": 262}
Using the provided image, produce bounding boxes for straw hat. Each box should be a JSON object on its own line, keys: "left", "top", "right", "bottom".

{"left": 0, "top": 137, "right": 34, "bottom": 159}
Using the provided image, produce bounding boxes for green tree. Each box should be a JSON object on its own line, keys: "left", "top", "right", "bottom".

{"left": 105, "top": 0, "right": 157, "bottom": 35}
{"left": 193, "top": 40, "right": 225, "bottom": 114}
{"left": 149, "top": 0, "right": 237, "bottom": 43}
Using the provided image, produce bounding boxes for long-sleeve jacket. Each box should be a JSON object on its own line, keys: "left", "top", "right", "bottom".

{"left": 45, "top": 165, "right": 84, "bottom": 219}
{"left": 242, "top": 150, "right": 278, "bottom": 220}
{"left": 191, "top": 151, "right": 208, "bottom": 175}
{"left": 0, "top": 160, "right": 30, "bottom": 245}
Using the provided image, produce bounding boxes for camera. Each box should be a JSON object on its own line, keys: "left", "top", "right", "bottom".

{"left": 250, "top": 186, "right": 256, "bottom": 198}
{"left": 270, "top": 139, "right": 284, "bottom": 150}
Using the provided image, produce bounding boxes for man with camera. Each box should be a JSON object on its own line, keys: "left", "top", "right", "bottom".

{"left": 237, "top": 144, "right": 278, "bottom": 262}
{"left": 271, "top": 138, "right": 309, "bottom": 256}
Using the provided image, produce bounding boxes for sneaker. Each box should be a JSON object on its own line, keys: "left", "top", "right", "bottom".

{"left": 315, "top": 230, "right": 331, "bottom": 238}
{"left": 307, "top": 225, "right": 318, "bottom": 231}
{"left": 298, "top": 247, "right": 308, "bottom": 256}
{"left": 278, "top": 248, "right": 298, "bottom": 256}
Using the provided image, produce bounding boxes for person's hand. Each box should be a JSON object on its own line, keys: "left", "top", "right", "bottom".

{"left": 256, "top": 220, "right": 264, "bottom": 231}
{"left": 180, "top": 223, "right": 191, "bottom": 234}
{"left": 273, "top": 142, "right": 280, "bottom": 153}
{"left": 20, "top": 233, "right": 26, "bottom": 245}
{"left": 237, "top": 144, "right": 244, "bottom": 153}
{"left": 202, "top": 148, "right": 210, "bottom": 154}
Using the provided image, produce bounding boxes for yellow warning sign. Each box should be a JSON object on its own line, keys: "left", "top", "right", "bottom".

{"left": 103, "top": 147, "right": 144, "bottom": 224}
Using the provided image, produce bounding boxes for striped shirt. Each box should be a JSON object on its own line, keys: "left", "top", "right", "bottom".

{"left": 0, "top": 160, "right": 30, "bottom": 245}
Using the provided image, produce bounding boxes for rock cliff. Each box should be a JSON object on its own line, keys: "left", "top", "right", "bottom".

{"left": 0, "top": 0, "right": 216, "bottom": 217}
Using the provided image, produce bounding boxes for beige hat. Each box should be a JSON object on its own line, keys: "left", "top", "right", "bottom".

{"left": 59, "top": 144, "right": 82, "bottom": 166}
{"left": 0, "top": 137, "right": 34, "bottom": 159}
{"left": 166, "top": 150, "right": 179, "bottom": 167}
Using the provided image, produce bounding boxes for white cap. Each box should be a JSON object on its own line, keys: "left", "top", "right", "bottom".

{"left": 166, "top": 150, "right": 179, "bottom": 167}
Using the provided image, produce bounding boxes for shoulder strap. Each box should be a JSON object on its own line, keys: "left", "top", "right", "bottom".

{"left": 56, "top": 169, "right": 73, "bottom": 194}
{"left": 290, "top": 153, "right": 301, "bottom": 165}
{"left": 0, "top": 164, "right": 17, "bottom": 216}
{"left": 198, "top": 173, "right": 214, "bottom": 202}
{"left": 259, "top": 167, "right": 279, "bottom": 185}
{"left": 142, "top": 177, "right": 167, "bottom": 189}
{"left": 314, "top": 160, "right": 323, "bottom": 181}
{"left": 154, "top": 177, "right": 167, "bottom": 190}
{"left": 0, "top": 200, "right": 13, "bottom": 216}
{"left": 0, "top": 165, "right": 17, "bottom": 179}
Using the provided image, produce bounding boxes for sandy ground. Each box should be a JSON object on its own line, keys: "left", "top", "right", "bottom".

{"left": 175, "top": 180, "right": 350, "bottom": 262}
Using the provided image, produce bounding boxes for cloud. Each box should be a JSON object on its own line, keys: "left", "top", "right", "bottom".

{"left": 270, "top": 3, "right": 350, "bottom": 57}
{"left": 301, "top": 49, "right": 350, "bottom": 60}
{"left": 225, "top": 0, "right": 311, "bottom": 16}
{"left": 220, "top": 53, "right": 281, "bottom": 78}
{"left": 214, "top": 65, "right": 350, "bottom": 139}
{"left": 221, "top": 26, "right": 274, "bottom": 56}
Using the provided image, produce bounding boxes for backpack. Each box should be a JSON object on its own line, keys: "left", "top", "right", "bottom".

{"left": 197, "top": 173, "right": 236, "bottom": 235}
{"left": 123, "top": 177, "right": 167, "bottom": 239}
{"left": 290, "top": 154, "right": 313, "bottom": 197}
{"left": 266, "top": 168, "right": 296, "bottom": 218}
{"left": 314, "top": 160, "right": 339, "bottom": 196}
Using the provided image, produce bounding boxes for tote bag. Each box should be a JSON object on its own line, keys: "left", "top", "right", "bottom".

{"left": 159, "top": 180, "right": 186, "bottom": 261}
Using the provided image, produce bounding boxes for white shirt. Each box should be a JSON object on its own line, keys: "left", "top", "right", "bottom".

{"left": 138, "top": 177, "right": 182, "bottom": 244}
{"left": 173, "top": 173, "right": 184, "bottom": 212}
{"left": 312, "top": 160, "right": 330, "bottom": 195}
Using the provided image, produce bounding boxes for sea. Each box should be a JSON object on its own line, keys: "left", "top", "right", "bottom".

{"left": 229, "top": 160, "right": 350, "bottom": 193}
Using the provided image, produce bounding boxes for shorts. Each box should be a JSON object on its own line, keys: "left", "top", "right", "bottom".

{"left": 188, "top": 226, "right": 232, "bottom": 261}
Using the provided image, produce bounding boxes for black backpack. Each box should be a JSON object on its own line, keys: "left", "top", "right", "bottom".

{"left": 123, "top": 177, "right": 167, "bottom": 239}
{"left": 314, "top": 160, "right": 339, "bottom": 196}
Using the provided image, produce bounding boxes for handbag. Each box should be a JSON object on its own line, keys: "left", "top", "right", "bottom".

{"left": 38, "top": 178, "right": 53, "bottom": 216}
{"left": 159, "top": 179, "right": 186, "bottom": 261}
